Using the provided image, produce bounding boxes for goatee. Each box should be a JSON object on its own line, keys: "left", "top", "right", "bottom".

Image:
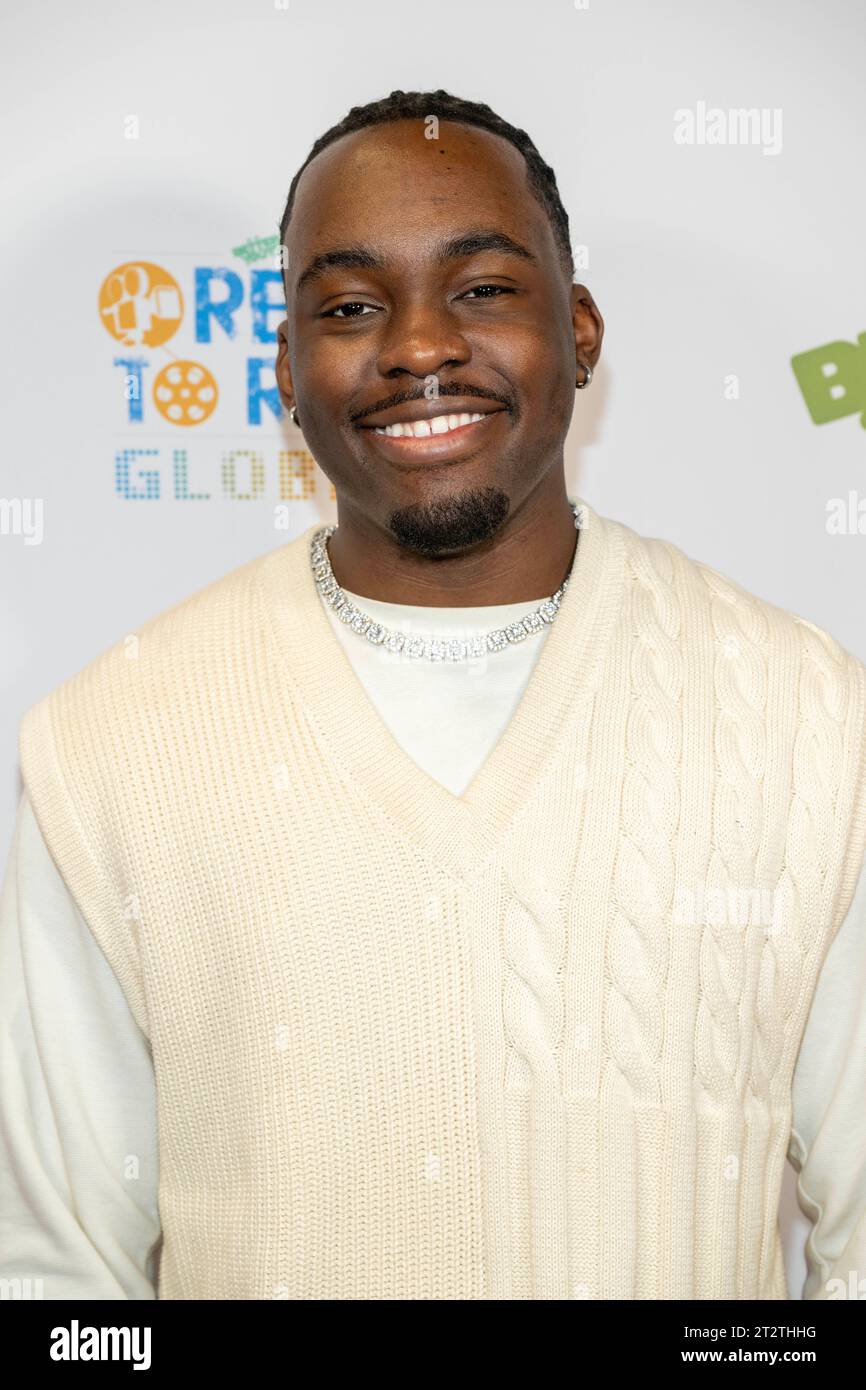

{"left": 387, "top": 486, "right": 510, "bottom": 557}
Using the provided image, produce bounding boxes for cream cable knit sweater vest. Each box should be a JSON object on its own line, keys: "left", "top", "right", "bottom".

{"left": 18, "top": 498, "right": 866, "bottom": 1301}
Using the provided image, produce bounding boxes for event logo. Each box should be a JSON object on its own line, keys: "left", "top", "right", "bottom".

{"left": 98, "top": 261, "right": 184, "bottom": 348}
{"left": 99, "top": 259, "right": 229, "bottom": 429}
{"left": 791, "top": 333, "right": 866, "bottom": 429}
{"left": 99, "top": 242, "right": 325, "bottom": 505}
{"left": 152, "top": 361, "right": 219, "bottom": 426}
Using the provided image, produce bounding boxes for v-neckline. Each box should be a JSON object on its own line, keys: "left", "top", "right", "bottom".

{"left": 255, "top": 495, "right": 627, "bottom": 884}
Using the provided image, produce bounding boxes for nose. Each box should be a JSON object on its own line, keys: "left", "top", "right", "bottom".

{"left": 375, "top": 298, "right": 472, "bottom": 380}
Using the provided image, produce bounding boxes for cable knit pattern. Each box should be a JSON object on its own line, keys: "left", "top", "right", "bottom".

{"left": 502, "top": 860, "right": 566, "bottom": 1092}
{"left": 501, "top": 855, "right": 568, "bottom": 1298}
{"left": 755, "top": 616, "right": 851, "bottom": 1107}
{"left": 724, "top": 611, "right": 852, "bottom": 1118}
{"left": 696, "top": 562, "right": 769, "bottom": 1110}
{"left": 605, "top": 535, "right": 681, "bottom": 1108}
{"left": 17, "top": 497, "right": 866, "bottom": 1300}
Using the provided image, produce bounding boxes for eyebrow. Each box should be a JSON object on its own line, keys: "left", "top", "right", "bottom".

{"left": 294, "top": 229, "right": 538, "bottom": 294}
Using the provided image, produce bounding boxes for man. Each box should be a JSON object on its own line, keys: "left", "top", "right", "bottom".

{"left": 2, "top": 89, "right": 866, "bottom": 1301}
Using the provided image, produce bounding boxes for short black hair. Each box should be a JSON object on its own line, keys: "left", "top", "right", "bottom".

{"left": 278, "top": 88, "right": 574, "bottom": 281}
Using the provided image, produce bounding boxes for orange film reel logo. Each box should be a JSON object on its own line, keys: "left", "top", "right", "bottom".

{"left": 99, "top": 261, "right": 183, "bottom": 347}
{"left": 153, "top": 361, "right": 218, "bottom": 425}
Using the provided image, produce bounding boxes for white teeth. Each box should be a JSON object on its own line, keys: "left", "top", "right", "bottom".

{"left": 373, "top": 411, "right": 487, "bottom": 438}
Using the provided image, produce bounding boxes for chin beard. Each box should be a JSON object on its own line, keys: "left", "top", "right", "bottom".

{"left": 387, "top": 486, "right": 511, "bottom": 557}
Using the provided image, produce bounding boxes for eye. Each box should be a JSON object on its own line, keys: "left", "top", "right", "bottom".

{"left": 322, "top": 302, "right": 378, "bottom": 319}
{"left": 461, "top": 284, "right": 516, "bottom": 299}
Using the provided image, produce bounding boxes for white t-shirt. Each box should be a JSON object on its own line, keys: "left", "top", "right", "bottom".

{"left": 2, "top": 585, "right": 865, "bottom": 1300}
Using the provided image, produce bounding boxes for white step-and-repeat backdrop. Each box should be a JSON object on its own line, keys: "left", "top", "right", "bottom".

{"left": 2, "top": 0, "right": 864, "bottom": 1299}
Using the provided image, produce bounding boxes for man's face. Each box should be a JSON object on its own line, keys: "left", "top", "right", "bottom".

{"left": 276, "top": 118, "right": 602, "bottom": 554}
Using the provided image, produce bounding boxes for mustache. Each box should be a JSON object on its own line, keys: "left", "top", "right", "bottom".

{"left": 349, "top": 382, "right": 513, "bottom": 425}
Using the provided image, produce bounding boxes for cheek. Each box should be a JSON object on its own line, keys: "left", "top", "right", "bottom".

{"left": 293, "top": 335, "right": 366, "bottom": 403}
{"left": 481, "top": 314, "right": 571, "bottom": 382}
{"left": 493, "top": 324, "right": 574, "bottom": 416}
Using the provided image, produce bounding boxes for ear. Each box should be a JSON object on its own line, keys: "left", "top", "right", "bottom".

{"left": 275, "top": 319, "right": 296, "bottom": 413}
{"left": 569, "top": 283, "right": 604, "bottom": 378}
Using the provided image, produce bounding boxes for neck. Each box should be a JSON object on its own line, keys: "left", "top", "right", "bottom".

{"left": 324, "top": 474, "right": 578, "bottom": 607}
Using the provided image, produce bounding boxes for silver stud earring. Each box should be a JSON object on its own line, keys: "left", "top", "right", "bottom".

{"left": 289, "top": 405, "right": 300, "bottom": 427}
{"left": 576, "top": 362, "right": 593, "bottom": 390}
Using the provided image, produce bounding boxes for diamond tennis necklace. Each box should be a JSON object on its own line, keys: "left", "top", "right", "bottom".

{"left": 310, "top": 501, "right": 583, "bottom": 663}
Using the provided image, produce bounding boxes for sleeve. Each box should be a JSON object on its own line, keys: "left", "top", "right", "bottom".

{"left": 788, "top": 847, "right": 866, "bottom": 1301}
{"left": 0, "top": 788, "right": 161, "bottom": 1299}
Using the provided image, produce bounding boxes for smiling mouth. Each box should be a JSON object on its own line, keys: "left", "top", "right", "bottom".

{"left": 354, "top": 393, "right": 510, "bottom": 466}
{"left": 369, "top": 410, "right": 490, "bottom": 438}
{"left": 357, "top": 407, "right": 508, "bottom": 466}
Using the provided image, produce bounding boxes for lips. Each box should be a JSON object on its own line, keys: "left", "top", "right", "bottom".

{"left": 357, "top": 396, "right": 507, "bottom": 430}
{"left": 370, "top": 410, "right": 491, "bottom": 439}
{"left": 356, "top": 402, "right": 508, "bottom": 467}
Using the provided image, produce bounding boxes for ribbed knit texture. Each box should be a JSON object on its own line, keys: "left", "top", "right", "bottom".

{"left": 18, "top": 497, "right": 866, "bottom": 1300}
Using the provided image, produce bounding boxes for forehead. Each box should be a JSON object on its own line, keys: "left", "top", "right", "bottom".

{"left": 286, "top": 118, "right": 554, "bottom": 268}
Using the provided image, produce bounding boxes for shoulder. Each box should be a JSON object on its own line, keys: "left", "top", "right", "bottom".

{"left": 18, "top": 528, "right": 314, "bottom": 757}
{"left": 596, "top": 504, "right": 866, "bottom": 685}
